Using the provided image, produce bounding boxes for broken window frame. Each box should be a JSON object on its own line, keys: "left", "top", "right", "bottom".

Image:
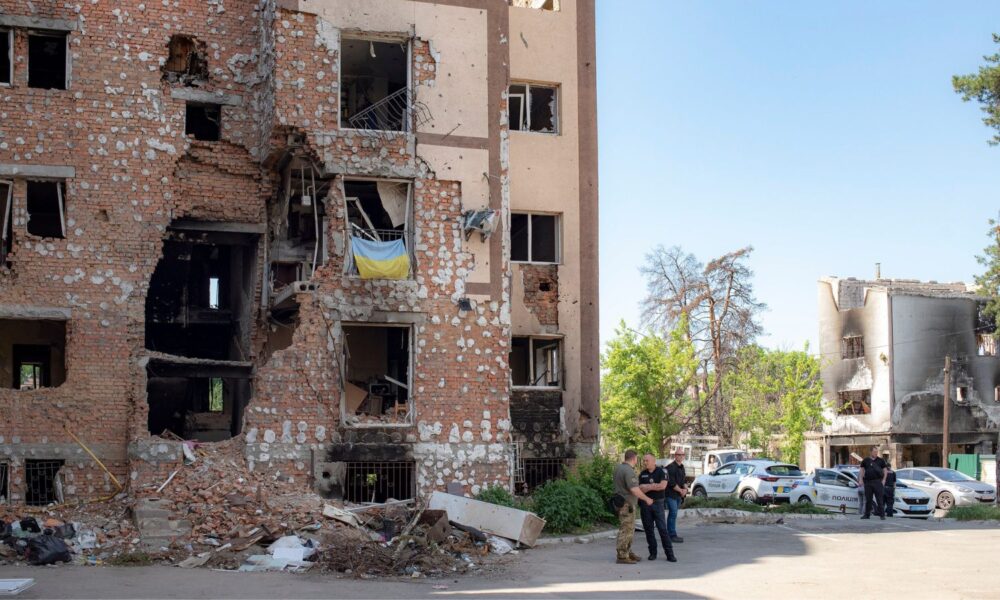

{"left": 508, "top": 82, "right": 559, "bottom": 134}
{"left": 511, "top": 335, "right": 563, "bottom": 389}
{"left": 25, "top": 179, "right": 66, "bottom": 239}
{"left": 836, "top": 389, "right": 871, "bottom": 416}
{"left": 339, "top": 34, "right": 413, "bottom": 133}
{"left": 0, "top": 28, "right": 12, "bottom": 86}
{"left": 185, "top": 102, "right": 222, "bottom": 141}
{"left": 510, "top": 211, "right": 561, "bottom": 264}
{"left": 0, "top": 179, "right": 12, "bottom": 265}
{"left": 26, "top": 29, "right": 70, "bottom": 90}
{"left": 342, "top": 177, "right": 414, "bottom": 280}
{"left": 510, "top": 0, "right": 560, "bottom": 10}
{"left": 340, "top": 322, "right": 415, "bottom": 428}
{"left": 841, "top": 335, "right": 864, "bottom": 359}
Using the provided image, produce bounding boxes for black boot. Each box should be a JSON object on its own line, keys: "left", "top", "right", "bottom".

{"left": 666, "top": 549, "right": 677, "bottom": 563}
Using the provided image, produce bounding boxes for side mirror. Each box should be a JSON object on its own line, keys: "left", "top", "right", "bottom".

{"left": 848, "top": 482, "right": 858, "bottom": 489}
{"left": 923, "top": 478, "right": 935, "bottom": 483}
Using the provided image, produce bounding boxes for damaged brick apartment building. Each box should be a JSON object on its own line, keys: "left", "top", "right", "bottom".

{"left": 0, "top": 0, "right": 599, "bottom": 507}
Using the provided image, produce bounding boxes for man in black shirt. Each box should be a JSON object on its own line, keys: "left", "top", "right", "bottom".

{"left": 665, "top": 449, "right": 688, "bottom": 543}
{"left": 638, "top": 453, "right": 676, "bottom": 562}
{"left": 883, "top": 461, "right": 897, "bottom": 517}
{"left": 859, "top": 446, "right": 887, "bottom": 520}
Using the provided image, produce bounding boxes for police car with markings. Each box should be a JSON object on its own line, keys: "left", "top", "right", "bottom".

{"left": 690, "top": 459, "right": 808, "bottom": 504}
{"left": 790, "top": 468, "right": 934, "bottom": 518}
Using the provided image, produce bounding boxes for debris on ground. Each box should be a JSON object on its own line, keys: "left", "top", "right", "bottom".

{"left": 0, "top": 438, "right": 531, "bottom": 578}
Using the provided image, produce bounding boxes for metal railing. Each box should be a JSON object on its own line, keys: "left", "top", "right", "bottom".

{"left": 347, "top": 88, "right": 432, "bottom": 140}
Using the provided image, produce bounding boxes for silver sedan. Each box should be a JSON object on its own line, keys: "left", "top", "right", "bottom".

{"left": 895, "top": 467, "right": 996, "bottom": 510}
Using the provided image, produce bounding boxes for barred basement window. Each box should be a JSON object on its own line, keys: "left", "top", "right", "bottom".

{"left": 24, "top": 459, "right": 64, "bottom": 506}
{"left": 343, "top": 461, "right": 414, "bottom": 503}
{"left": 841, "top": 336, "right": 864, "bottom": 359}
{"left": 517, "top": 457, "right": 568, "bottom": 495}
{"left": 837, "top": 389, "right": 871, "bottom": 415}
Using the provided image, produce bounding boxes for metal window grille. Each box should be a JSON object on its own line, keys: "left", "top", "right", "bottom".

{"left": 0, "top": 462, "right": 8, "bottom": 503}
{"left": 344, "top": 461, "right": 415, "bottom": 503}
{"left": 24, "top": 459, "right": 64, "bottom": 506}
{"left": 837, "top": 390, "right": 871, "bottom": 415}
{"left": 518, "top": 457, "right": 569, "bottom": 495}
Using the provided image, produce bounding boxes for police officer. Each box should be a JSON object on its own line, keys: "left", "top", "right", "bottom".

{"left": 612, "top": 449, "right": 654, "bottom": 564}
{"left": 859, "top": 446, "right": 887, "bottom": 520}
{"left": 883, "top": 460, "right": 897, "bottom": 517}
{"left": 638, "top": 453, "right": 677, "bottom": 562}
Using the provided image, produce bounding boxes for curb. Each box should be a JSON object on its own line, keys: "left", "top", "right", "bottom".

{"left": 535, "top": 529, "right": 618, "bottom": 546}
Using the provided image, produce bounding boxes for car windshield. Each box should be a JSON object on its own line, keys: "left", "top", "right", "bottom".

{"left": 766, "top": 465, "right": 803, "bottom": 476}
{"left": 717, "top": 451, "right": 749, "bottom": 465}
{"left": 924, "top": 468, "right": 975, "bottom": 482}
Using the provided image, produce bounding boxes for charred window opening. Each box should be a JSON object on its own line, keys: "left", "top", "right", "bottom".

{"left": 518, "top": 457, "right": 567, "bottom": 495}
{"left": 344, "top": 180, "right": 412, "bottom": 280}
{"left": 163, "top": 34, "right": 208, "bottom": 83}
{"left": 511, "top": 213, "right": 560, "bottom": 263}
{"left": 25, "top": 459, "right": 64, "bottom": 506}
{"left": 0, "top": 180, "right": 12, "bottom": 265}
{"left": 269, "top": 160, "right": 330, "bottom": 307}
{"left": 508, "top": 83, "right": 558, "bottom": 133}
{"left": 146, "top": 367, "right": 250, "bottom": 441}
{"left": 0, "top": 29, "right": 11, "bottom": 85}
{"left": 145, "top": 224, "right": 256, "bottom": 440}
{"left": 978, "top": 333, "right": 997, "bottom": 357}
{"left": 511, "top": 336, "right": 562, "bottom": 388}
{"left": 1, "top": 319, "right": 67, "bottom": 389}
{"left": 841, "top": 336, "right": 864, "bottom": 359}
{"left": 27, "top": 31, "right": 67, "bottom": 89}
{"left": 342, "top": 324, "right": 412, "bottom": 425}
{"left": 837, "top": 389, "right": 871, "bottom": 415}
{"left": 185, "top": 103, "right": 221, "bottom": 141}
{"left": 26, "top": 180, "right": 66, "bottom": 239}
{"left": 344, "top": 461, "right": 414, "bottom": 503}
{"left": 0, "top": 462, "right": 8, "bottom": 503}
{"left": 340, "top": 38, "right": 409, "bottom": 131}
{"left": 957, "top": 386, "right": 970, "bottom": 403}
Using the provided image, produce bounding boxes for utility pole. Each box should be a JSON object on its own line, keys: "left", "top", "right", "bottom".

{"left": 942, "top": 355, "right": 951, "bottom": 468}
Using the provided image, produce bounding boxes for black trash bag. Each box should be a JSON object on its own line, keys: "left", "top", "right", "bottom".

{"left": 26, "top": 534, "right": 72, "bottom": 565}
{"left": 54, "top": 523, "right": 76, "bottom": 540}
{"left": 20, "top": 517, "right": 41, "bottom": 533}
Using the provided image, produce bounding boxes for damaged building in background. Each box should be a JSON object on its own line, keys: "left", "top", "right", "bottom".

{"left": 0, "top": 0, "right": 599, "bottom": 506}
{"left": 805, "top": 277, "right": 1000, "bottom": 472}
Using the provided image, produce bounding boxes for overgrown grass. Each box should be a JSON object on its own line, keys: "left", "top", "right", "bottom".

{"left": 948, "top": 505, "right": 1000, "bottom": 521}
{"left": 106, "top": 551, "right": 155, "bottom": 566}
{"left": 768, "top": 502, "right": 834, "bottom": 515}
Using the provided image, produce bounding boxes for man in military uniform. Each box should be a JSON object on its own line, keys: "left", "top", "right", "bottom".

{"left": 613, "top": 449, "right": 654, "bottom": 564}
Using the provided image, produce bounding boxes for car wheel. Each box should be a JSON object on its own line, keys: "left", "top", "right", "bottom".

{"left": 740, "top": 489, "right": 758, "bottom": 504}
{"left": 937, "top": 491, "right": 955, "bottom": 510}
{"left": 693, "top": 486, "right": 707, "bottom": 498}
{"left": 797, "top": 495, "right": 812, "bottom": 504}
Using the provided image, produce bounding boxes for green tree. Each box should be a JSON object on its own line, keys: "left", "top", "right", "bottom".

{"left": 953, "top": 34, "right": 1000, "bottom": 146}
{"left": 600, "top": 318, "right": 698, "bottom": 456}
{"left": 975, "top": 218, "right": 1000, "bottom": 325}
{"left": 725, "top": 345, "right": 826, "bottom": 463}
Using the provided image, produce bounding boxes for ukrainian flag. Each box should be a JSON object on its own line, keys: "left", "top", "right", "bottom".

{"left": 351, "top": 236, "right": 410, "bottom": 280}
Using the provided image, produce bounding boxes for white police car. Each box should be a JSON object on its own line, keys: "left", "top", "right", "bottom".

{"left": 691, "top": 460, "right": 808, "bottom": 504}
{"left": 791, "top": 468, "right": 934, "bottom": 518}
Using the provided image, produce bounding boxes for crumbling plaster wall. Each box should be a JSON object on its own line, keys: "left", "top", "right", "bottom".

{"left": 818, "top": 280, "right": 892, "bottom": 435}
{"left": 244, "top": 2, "right": 514, "bottom": 495}
{"left": 0, "top": 0, "right": 270, "bottom": 499}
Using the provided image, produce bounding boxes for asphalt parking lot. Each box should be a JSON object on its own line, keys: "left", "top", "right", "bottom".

{"left": 1, "top": 518, "right": 997, "bottom": 599}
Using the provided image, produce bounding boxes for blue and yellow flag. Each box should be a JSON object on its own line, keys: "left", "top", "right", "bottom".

{"left": 351, "top": 236, "right": 410, "bottom": 279}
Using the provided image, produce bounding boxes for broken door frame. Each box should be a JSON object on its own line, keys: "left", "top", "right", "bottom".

{"left": 339, "top": 321, "right": 415, "bottom": 428}
{"left": 510, "top": 334, "right": 564, "bottom": 390}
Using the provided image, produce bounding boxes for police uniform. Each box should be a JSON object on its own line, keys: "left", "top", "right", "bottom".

{"left": 638, "top": 465, "right": 676, "bottom": 561}
{"left": 860, "top": 456, "right": 887, "bottom": 519}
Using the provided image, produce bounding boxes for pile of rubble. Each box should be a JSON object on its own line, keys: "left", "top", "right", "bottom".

{"left": 1, "top": 439, "right": 532, "bottom": 578}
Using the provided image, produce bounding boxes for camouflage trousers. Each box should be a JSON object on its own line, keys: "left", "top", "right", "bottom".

{"left": 616, "top": 503, "right": 637, "bottom": 558}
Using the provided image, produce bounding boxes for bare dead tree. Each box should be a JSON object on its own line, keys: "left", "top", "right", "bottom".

{"left": 640, "top": 245, "right": 766, "bottom": 442}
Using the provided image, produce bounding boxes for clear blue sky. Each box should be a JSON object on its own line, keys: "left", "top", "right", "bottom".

{"left": 596, "top": 1, "right": 1000, "bottom": 351}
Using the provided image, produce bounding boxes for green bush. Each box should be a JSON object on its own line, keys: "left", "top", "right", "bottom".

{"left": 948, "top": 505, "right": 1000, "bottom": 521}
{"left": 475, "top": 484, "right": 517, "bottom": 508}
{"left": 768, "top": 502, "right": 833, "bottom": 515}
{"left": 532, "top": 479, "right": 606, "bottom": 533}
{"left": 568, "top": 454, "right": 617, "bottom": 518}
